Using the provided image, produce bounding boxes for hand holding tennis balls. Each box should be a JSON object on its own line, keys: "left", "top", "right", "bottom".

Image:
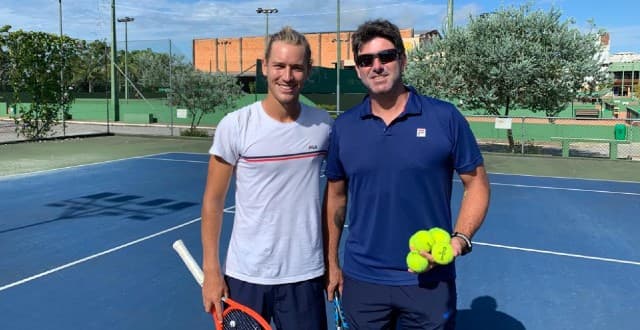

{"left": 407, "top": 227, "right": 455, "bottom": 273}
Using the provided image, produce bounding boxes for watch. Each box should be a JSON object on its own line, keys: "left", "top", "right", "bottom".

{"left": 452, "top": 232, "right": 472, "bottom": 255}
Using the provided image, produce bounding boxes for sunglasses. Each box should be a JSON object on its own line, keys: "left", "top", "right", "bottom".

{"left": 355, "top": 49, "right": 400, "bottom": 67}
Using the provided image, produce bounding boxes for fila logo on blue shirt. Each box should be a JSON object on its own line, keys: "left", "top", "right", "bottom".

{"left": 416, "top": 128, "right": 427, "bottom": 138}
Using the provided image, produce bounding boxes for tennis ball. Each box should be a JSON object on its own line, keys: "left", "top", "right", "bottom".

{"left": 409, "top": 230, "right": 434, "bottom": 252}
{"left": 406, "top": 251, "right": 429, "bottom": 273}
{"left": 428, "top": 227, "right": 451, "bottom": 244}
{"left": 431, "top": 242, "right": 455, "bottom": 265}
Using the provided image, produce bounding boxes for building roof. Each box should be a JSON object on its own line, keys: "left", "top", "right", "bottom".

{"left": 608, "top": 52, "right": 640, "bottom": 63}
{"left": 608, "top": 62, "right": 640, "bottom": 71}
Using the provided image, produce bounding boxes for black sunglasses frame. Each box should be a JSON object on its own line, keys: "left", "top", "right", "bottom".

{"left": 355, "top": 49, "right": 400, "bottom": 67}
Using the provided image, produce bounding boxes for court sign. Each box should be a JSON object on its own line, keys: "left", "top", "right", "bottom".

{"left": 176, "top": 109, "right": 188, "bottom": 119}
{"left": 495, "top": 117, "right": 512, "bottom": 130}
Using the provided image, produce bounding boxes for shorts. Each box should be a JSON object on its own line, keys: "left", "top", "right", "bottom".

{"left": 342, "top": 275, "right": 457, "bottom": 329}
{"left": 225, "top": 275, "right": 327, "bottom": 330}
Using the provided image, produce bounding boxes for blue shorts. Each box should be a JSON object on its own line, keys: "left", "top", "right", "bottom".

{"left": 342, "top": 275, "right": 457, "bottom": 330}
{"left": 225, "top": 275, "right": 327, "bottom": 330}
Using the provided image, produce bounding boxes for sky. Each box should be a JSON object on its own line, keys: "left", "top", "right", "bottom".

{"left": 1, "top": 0, "right": 638, "bottom": 58}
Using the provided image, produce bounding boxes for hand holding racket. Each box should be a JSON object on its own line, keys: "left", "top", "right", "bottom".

{"left": 172, "top": 239, "right": 271, "bottom": 330}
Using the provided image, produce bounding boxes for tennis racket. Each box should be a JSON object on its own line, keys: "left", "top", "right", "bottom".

{"left": 172, "top": 239, "right": 272, "bottom": 330}
{"left": 333, "top": 293, "right": 349, "bottom": 329}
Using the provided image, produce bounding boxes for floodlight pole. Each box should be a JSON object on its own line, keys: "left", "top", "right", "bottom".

{"left": 117, "top": 16, "right": 134, "bottom": 103}
{"left": 256, "top": 8, "right": 278, "bottom": 50}
{"left": 447, "top": 0, "right": 454, "bottom": 33}
{"left": 110, "top": 0, "right": 120, "bottom": 121}
{"left": 58, "top": 0, "right": 65, "bottom": 135}
{"left": 335, "top": 0, "right": 342, "bottom": 115}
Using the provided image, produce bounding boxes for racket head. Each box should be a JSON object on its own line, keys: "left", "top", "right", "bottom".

{"left": 213, "top": 297, "right": 271, "bottom": 330}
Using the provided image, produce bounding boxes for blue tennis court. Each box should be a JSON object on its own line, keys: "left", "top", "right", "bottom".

{"left": 1, "top": 152, "right": 638, "bottom": 329}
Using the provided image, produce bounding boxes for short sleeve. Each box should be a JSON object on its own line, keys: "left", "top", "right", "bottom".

{"left": 325, "top": 121, "right": 345, "bottom": 180}
{"left": 210, "top": 113, "right": 240, "bottom": 165}
{"left": 450, "top": 109, "right": 483, "bottom": 174}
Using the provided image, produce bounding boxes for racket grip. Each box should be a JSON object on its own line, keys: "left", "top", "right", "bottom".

{"left": 172, "top": 239, "right": 204, "bottom": 286}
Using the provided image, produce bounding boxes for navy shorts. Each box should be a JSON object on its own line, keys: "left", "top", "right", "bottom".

{"left": 342, "top": 275, "right": 457, "bottom": 330}
{"left": 225, "top": 275, "right": 327, "bottom": 330}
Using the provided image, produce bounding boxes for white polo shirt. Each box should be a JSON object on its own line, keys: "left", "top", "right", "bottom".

{"left": 211, "top": 101, "right": 332, "bottom": 285}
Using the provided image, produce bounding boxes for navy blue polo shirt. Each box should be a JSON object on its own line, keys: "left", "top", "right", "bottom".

{"left": 326, "top": 86, "right": 483, "bottom": 285}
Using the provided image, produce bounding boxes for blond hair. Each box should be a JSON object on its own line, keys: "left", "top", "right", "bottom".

{"left": 265, "top": 26, "right": 312, "bottom": 68}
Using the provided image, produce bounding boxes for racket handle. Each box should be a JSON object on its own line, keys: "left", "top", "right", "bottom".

{"left": 172, "top": 239, "right": 204, "bottom": 286}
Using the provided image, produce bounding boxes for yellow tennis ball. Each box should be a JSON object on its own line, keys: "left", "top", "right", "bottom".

{"left": 431, "top": 242, "right": 455, "bottom": 265}
{"left": 428, "top": 227, "right": 451, "bottom": 244}
{"left": 409, "top": 230, "right": 434, "bottom": 252}
{"left": 406, "top": 251, "right": 429, "bottom": 273}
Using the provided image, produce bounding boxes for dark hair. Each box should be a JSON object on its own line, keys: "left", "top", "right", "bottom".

{"left": 265, "top": 26, "right": 312, "bottom": 68}
{"left": 351, "top": 19, "right": 405, "bottom": 62}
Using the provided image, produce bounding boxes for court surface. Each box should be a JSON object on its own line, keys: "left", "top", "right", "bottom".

{"left": 1, "top": 152, "right": 638, "bottom": 330}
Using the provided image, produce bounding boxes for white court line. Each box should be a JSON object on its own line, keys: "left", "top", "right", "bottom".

{"left": 0, "top": 217, "right": 200, "bottom": 292}
{"left": 142, "top": 157, "right": 208, "bottom": 164}
{"left": 0, "top": 152, "right": 178, "bottom": 181}
{"left": 0, "top": 207, "right": 238, "bottom": 292}
{"left": 489, "top": 171, "right": 640, "bottom": 184}
{"left": 475, "top": 241, "right": 640, "bottom": 266}
{"left": 489, "top": 182, "right": 640, "bottom": 196}
{"left": 453, "top": 179, "right": 640, "bottom": 196}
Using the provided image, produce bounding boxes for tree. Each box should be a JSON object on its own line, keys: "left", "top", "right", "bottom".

{"left": 405, "top": 4, "right": 606, "bottom": 150}
{"left": 169, "top": 70, "right": 243, "bottom": 132}
{"left": 71, "top": 40, "right": 109, "bottom": 93}
{"left": 130, "top": 49, "right": 185, "bottom": 93}
{"left": 0, "top": 25, "right": 11, "bottom": 91}
{"left": 6, "top": 30, "right": 79, "bottom": 139}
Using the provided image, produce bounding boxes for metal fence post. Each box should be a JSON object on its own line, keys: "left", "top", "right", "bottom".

{"left": 521, "top": 117, "right": 526, "bottom": 155}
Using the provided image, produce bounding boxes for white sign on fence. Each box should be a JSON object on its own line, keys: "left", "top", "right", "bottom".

{"left": 176, "top": 109, "right": 188, "bottom": 119}
{"left": 495, "top": 117, "right": 512, "bottom": 130}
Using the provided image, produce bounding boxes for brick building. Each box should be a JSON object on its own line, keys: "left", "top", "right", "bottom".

{"left": 192, "top": 28, "right": 416, "bottom": 77}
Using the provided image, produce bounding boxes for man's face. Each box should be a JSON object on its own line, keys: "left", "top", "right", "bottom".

{"left": 262, "top": 41, "right": 309, "bottom": 105}
{"left": 355, "top": 37, "right": 405, "bottom": 95}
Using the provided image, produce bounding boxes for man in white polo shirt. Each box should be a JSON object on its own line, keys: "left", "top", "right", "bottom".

{"left": 200, "top": 26, "right": 331, "bottom": 329}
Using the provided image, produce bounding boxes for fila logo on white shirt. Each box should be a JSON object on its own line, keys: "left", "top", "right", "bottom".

{"left": 308, "top": 145, "right": 319, "bottom": 150}
{"left": 416, "top": 128, "right": 427, "bottom": 138}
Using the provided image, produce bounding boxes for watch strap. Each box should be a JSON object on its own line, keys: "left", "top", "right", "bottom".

{"left": 452, "top": 232, "right": 472, "bottom": 255}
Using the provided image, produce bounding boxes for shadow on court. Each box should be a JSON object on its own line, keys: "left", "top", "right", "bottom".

{"left": 456, "top": 296, "right": 525, "bottom": 330}
{"left": 0, "top": 191, "right": 198, "bottom": 234}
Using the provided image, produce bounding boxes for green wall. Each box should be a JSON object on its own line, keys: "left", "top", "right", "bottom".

{"left": 469, "top": 120, "right": 639, "bottom": 142}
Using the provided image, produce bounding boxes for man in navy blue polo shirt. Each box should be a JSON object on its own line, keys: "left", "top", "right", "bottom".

{"left": 324, "top": 19, "right": 490, "bottom": 329}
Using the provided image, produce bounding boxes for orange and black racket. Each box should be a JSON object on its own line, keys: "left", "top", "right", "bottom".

{"left": 172, "top": 239, "right": 271, "bottom": 330}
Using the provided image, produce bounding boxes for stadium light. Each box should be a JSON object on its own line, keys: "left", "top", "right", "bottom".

{"left": 256, "top": 8, "right": 278, "bottom": 50}
{"left": 117, "top": 16, "right": 135, "bottom": 102}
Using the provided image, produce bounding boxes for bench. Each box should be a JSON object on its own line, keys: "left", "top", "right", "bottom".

{"left": 574, "top": 108, "right": 600, "bottom": 118}
{"left": 550, "top": 137, "right": 631, "bottom": 160}
{"left": 123, "top": 113, "right": 157, "bottom": 124}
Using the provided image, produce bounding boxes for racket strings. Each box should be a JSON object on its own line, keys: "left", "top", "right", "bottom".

{"left": 223, "top": 309, "right": 266, "bottom": 330}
